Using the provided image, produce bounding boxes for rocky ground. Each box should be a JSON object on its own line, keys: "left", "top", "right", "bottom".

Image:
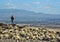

{"left": 0, "top": 23, "right": 60, "bottom": 42}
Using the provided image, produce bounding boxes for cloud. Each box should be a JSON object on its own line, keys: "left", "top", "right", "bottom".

{"left": 24, "top": 4, "right": 30, "bottom": 6}
{"left": 5, "top": 2, "right": 16, "bottom": 9}
{"left": 6, "top": 2, "right": 13, "bottom": 6}
{"left": 44, "top": 6, "right": 50, "bottom": 9}
{"left": 8, "top": 0, "right": 12, "bottom": 2}
{"left": 32, "top": 2, "right": 40, "bottom": 5}
{"left": 46, "top": 0, "right": 50, "bottom": 2}
{"left": 39, "top": 6, "right": 51, "bottom": 11}
{"left": 3, "top": 0, "right": 16, "bottom": 9}
{"left": 57, "top": 2, "right": 60, "bottom": 4}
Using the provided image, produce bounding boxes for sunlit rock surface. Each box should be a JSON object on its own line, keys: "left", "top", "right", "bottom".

{"left": 0, "top": 23, "right": 60, "bottom": 42}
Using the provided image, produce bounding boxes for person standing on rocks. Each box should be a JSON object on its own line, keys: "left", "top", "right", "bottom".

{"left": 11, "top": 16, "right": 14, "bottom": 24}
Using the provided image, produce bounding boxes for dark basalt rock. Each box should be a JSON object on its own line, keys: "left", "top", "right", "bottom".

{"left": 19, "top": 26, "right": 26, "bottom": 28}
{"left": 42, "top": 38, "right": 50, "bottom": 41}
{"left": 0, "top": 23, "right": 3, "bottom": 26}
{"left": 12, "top": 24, "right": 16, "bottom": 26}
{"left": 57, "top": 38, "right": 60, "bottom": 42}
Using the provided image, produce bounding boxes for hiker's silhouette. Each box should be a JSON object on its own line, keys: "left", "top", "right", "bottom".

{"left": 11, "top": 16, "right": 14, "bottom": 24}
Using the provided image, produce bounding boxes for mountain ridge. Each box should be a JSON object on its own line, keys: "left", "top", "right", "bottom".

{"left": 0, "top": 9, "right": 60, "bottom": 19}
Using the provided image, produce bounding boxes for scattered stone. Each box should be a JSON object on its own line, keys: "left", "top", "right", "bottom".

{"left": 0, "top": 23, "right": 60, "bottom": 42}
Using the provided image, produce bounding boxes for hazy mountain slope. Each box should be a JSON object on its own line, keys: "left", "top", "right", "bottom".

{"left": 0, "top": 9, "right": 60, "bottom": 24}
{"left": 0, "top": 9, "right": 60, "bottom": 18}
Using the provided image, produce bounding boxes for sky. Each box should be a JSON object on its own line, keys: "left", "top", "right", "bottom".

{"left": 0, "top": 0, "right": 60, "bottom": 14}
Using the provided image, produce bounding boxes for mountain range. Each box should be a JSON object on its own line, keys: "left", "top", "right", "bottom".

{"left": 0, "top": 9, "right": 60, "bottom": 24}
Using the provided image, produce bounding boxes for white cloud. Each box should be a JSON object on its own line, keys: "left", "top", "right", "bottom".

{"left": 38, "top": 6, "right": 51, "bottom": 9}
{"left": 5, "top": 2, "right": 16, "bottom": 9}
{"left": 44, "top": 6, "right": 50, "bottom": 9}
{"left": 24, "top": 4, "right": 30, "bottom": 6}
{"left": 6, "top": 2, "right": 13, "bottom": 6}
{"left": 39, "top": 6, "right": 51, "bottom": 11}
{"left": 4, "top": 0, "right": 16, "bottom": 9}
{"left": 32, "top": 2, "right": 40, "bottom": 5}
